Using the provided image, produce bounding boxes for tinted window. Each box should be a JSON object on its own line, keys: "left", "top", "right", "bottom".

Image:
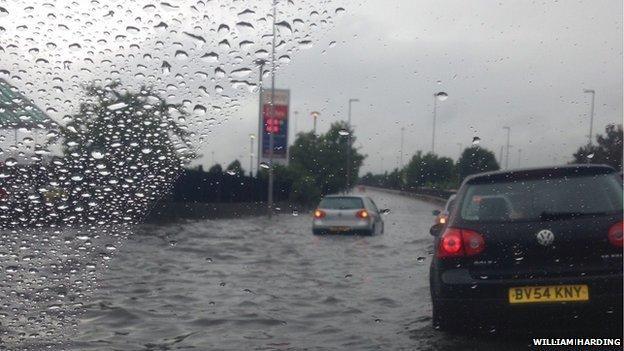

{"left": 460, "top": 174, "right": 623, "bottom": 222}
{"left": 319, "top": 197, "right": 364, "bottom": 210}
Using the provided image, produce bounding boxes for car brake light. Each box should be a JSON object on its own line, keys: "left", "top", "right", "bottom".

{"left": 314, "top": 209, "right": 326, "bottom": 219}
{"left": 437, "top": 228, "right": 485, "bottom": 258}
{"left": 608, "top": 221, "right": 623, "bottom": 248}
{"left": 356, "top": 209, "right": 369, "bottom": 219}
{"left": 439, "top": 228, "right": 463, "bottom": 257}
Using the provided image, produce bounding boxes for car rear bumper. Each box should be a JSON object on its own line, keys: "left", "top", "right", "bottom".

{"left": 434, "top": 294, "right": 623, "bottom": 331}
{"left": 312, "top": 219, "right": 372, "bottom": 232}
{"left": 432, "top": 268, "right": 623, "bottom": 328}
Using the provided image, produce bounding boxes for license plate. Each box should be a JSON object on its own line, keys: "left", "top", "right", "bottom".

{"left": 329, "top": 227, "right": 350, "bottom": 232}
{"left": 508, "top": 285, "right": 589, "bottom": 304}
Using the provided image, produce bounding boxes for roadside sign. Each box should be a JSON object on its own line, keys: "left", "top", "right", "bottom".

{"left": 258, "top": 88, "right": 289, "bottom": 166}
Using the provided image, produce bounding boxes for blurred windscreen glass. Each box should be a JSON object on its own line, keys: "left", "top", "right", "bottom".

{"left": 319, "top": 197, "right": 364, "bottom": 209}
{"left": 460, "top": 174, "right": 623, "bottom": 222}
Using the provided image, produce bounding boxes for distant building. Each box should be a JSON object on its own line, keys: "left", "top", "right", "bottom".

{"left": 0, "top": 78, "right": 60, "bottom": 165}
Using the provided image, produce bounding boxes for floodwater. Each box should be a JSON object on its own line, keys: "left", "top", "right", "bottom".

{"left": 5, "top": 189, "right": 620, "bottom": 350}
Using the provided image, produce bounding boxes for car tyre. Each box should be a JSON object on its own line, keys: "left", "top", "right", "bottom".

{"left": 312, "top": 229, "right": 324, "bottom": 235}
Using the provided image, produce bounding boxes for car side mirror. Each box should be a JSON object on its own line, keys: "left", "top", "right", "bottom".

{"left": 432, "top": 209, "right": 441, "bottom": 216}
{"left": 429, "top": 223, "right": 444, "bottom": 236}
{"left": 379, "top": 208, "right": 390, "bottom": 215}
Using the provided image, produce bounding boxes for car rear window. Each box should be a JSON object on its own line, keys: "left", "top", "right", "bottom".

{"left": 319, "top": 197, "right": 364, "bottom": 210}
{"left": 460, "top": 174, "right": 623, "bottom": 222}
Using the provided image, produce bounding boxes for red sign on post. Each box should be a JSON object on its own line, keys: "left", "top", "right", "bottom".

{"left": 265, "top": 118, "right": 280, "bottom": 133}
{"left": 258, "top": 89, "right": 290, "bottom": 166}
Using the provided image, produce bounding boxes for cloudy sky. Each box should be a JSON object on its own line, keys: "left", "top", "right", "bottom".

{"left": 1, "top": 0, "right": 622, "bottom": 174}
{"left": 216, "top": 0, "right": 623, "bottom": 174}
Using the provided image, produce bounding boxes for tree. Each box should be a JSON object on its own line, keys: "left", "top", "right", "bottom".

{"left": 208, "top": 164, "right": 223, "bottom": 174}
{"left": 572, "top": 124, "right": 623, "bottom": 170}
{"left": 457, "top": 146, "right": 500, "bottom": 181}
{"left": 404, "top": 151, "right": 455, "bottom": 188}
{"left": 225, "top": 159, "right": 244, "bottom": 175}
{"left": 52, "top": 81, "right": 194, "bottom": 222}
{"left": 289, "top": 121, "right": 366, "bottom": 201}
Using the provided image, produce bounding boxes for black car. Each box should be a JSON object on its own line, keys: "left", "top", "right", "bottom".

{"left": 429, "top": 164, "right": 623, "bottom": 332}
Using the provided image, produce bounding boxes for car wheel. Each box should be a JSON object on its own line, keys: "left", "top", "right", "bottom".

{"left": 312, "top": 229, "right": 324, "bottom": 235}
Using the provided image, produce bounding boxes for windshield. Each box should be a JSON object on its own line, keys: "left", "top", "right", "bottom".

{"left": 460, "top": 174, "right": 623, "bottom": 222}
{"left": 319, "top": 197, "right": 363, "bottom": 210}
{"left": 1, "top": 0, "right": 622, "bottom": 349}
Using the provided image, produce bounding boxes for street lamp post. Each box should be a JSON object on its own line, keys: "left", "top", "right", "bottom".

{"left": 267, "top": 0, "right": 277, "bottom": 218}
{"left": 346, "top": 98, "right": 359, "bottom": 191}
{"left": 399, "top": 126, "right": 405, "bottom": 169}
{"left": 431, "top": 92, "right": 448, "bottom": 153}
{"left": 249, "top": 134, "right": 255, "bottom": 177}
{"left": 502, "top": 126, "right": 511, "bottom": 169}
{"left": 255, "top": 58, "right": 266, "bottom": 175}
{"left": 293, "top": 110, "right": 298, "bottom": 138}
{"left": 311, "top": 111, "right": 320, "bottom": 135}
{"left": 583, "top": 89, "right": 595, "bottom": 147}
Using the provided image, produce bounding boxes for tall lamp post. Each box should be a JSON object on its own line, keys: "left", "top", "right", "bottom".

{"left": 502, "top": 126, "right": 511, "bottom": 169}
{"left": 255, "top": 58, "right": 266, "bottom": 175}
{"left": 399, "top": 126, "right": 405, "bottom": 169}
{"left": 267, "top": 0, "right": 277, "bottom": 218}
{"left": 311, "top": 111, "right": 320, "bottom": 135}
{"left": 293, "top": 110, "right": 298, "bottom": 137}
{"left": 346, "top": 98, "right": 359, "bottom": 190}
{"left": 249, "top": 134, "right": 255, "bottom": 177}
{"left": 431, "top": 92, "right": 448, "bottom": 153}
{"left": 583, "top": 89, "right": 595, "bottom": 147}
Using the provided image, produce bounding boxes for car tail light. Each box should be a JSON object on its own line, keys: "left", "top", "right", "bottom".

{"left": 356, "top": 209, "right": 369, "bottom": 219}
{"left": 608, "top": 221, "right": 623, "bottom": 248}
{"left": 462, "top": 229, "right": 485, "bottom": 256}
{"left": 439, "top": 228, "right": 463, "bottom": 257}
{"left": 437, "top": 228, "right": 485, "bottom": 258}
{"left": 313, "top": 209, "right": 326, "bottom": 219}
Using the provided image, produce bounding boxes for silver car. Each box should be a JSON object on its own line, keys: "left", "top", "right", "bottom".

{"left": 312, "top": 195, "right": 386, "bottom": 235}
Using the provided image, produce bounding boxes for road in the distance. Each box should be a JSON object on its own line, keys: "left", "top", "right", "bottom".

{"left": 65, "top": 189, "right": 600, "bottom": 350}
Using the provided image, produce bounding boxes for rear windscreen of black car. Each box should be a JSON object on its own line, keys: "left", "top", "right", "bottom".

{"left": 319, "top": 197, "right": 364, "bottom": 210}
{"left": 460, "top": 174, "right": 623, "bottom": 222}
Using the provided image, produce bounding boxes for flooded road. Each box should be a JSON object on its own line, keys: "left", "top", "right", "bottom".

{"left": 62, "top": 189, "right": 616, "bottom": 350}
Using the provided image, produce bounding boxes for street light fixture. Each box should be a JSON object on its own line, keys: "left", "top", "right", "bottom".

{"left": 431, "top": 92, "right": 448, "bottom": 153}
{"left": 346, "top": 98, "right": 359, "bottom": 190}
